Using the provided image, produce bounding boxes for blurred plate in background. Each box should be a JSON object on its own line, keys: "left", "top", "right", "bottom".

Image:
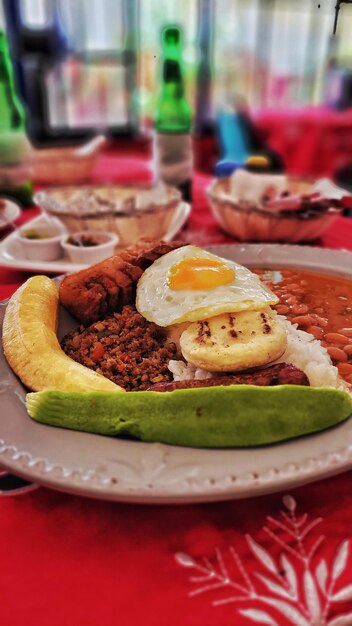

{"left": 0, "top": 199, "right": 21, "bottom": 230}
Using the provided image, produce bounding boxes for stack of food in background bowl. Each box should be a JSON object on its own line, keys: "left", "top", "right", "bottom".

{"left": 14, "top": 183, "right": 184, "bottom": 264}
{"left": 207, "top": 159, "right": 352, "bottom": 243}
{"left": 34, "top": 184, "right": 182, "bottom": 247}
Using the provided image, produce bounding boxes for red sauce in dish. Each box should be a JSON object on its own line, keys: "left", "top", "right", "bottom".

{"left": 255, "top": 269, "right": 352, "bottom": 384}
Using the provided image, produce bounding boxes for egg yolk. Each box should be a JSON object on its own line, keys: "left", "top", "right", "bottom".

{"left": 168, "top": 258, "right": 235, "bottom": 291}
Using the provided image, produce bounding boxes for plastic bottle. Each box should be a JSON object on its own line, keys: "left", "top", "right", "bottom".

{"left": 154, "top": 26, "right": 192, "bottom": 202}
{"left": 0, "top": 29, "right": 32, "bottom": 204}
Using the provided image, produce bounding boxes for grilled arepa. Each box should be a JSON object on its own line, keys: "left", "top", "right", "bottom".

{"left": 179, "top": 307, "right": 287, "bottom": 372}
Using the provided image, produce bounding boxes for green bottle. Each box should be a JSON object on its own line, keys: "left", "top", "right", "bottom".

{"left": 0, "top": 29, "right": 33, "bottom": 205}
{"left": 154, "top": 26, "right": 192, "bottom": 202}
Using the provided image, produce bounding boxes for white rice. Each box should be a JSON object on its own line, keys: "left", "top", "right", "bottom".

{"left": 276, "top": 316, "right": 349, "bottom": 393}
{"left": 168, "top": 360, "right": 214, "bottom": 382}
{"left": 168, "top": 316, "right": 351, "bottom": 395}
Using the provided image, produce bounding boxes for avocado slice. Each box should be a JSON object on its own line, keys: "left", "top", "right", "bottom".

{"left": 26, "top": 385, "right": 352, "bottom": 448}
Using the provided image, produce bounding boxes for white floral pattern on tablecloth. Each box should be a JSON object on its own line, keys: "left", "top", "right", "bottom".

{"left": 176, "top": 495, "right": 352, "bottom": 626}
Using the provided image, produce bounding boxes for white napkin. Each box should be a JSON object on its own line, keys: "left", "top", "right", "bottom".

{"left": 229, "top": 169, "right": 288, "bottom": 203}
{"left": 311, "top": 178, "right": 348, "bottom": 200}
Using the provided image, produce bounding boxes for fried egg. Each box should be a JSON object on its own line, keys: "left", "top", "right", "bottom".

{"left": 136, "top": 245, "right": 278, "bottom": 327}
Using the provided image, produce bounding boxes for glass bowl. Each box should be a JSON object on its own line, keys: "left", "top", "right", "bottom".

{"left": 34, "top": 183, "right": 182, "bottom": 248}
{"left": 207, "top": 177, "right": 343, "bottom": 243}
{"left": 30, "top": 136, "right": 106, "bottom": 185}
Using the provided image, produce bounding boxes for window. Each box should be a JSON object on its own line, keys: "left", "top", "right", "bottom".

{"left": 3, "top": 0, "right": 352, "bottom": 143}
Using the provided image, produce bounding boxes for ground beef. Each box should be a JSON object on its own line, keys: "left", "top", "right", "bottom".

{"left": 61, "top": 305, "right": 180, "bottom": 391}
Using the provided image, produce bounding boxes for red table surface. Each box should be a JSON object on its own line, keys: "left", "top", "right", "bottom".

{"left": 1, "top": 159, "right": 352, "bottom": 626}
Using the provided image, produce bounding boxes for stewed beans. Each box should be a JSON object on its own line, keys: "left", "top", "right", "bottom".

{"left": 255, "top": 269, "right": 352, "bottom": 384}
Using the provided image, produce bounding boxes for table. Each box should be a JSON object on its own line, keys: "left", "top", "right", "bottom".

{"left": 1, "top": 165, "right": 352, "bottom": 626}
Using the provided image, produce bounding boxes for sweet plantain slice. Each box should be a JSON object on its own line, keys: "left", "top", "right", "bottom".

{"left": 2, "top": 275, "right": 123, "bottom": 393}
{"left": 26, "top": 385, "right": 352, "bottom": 448}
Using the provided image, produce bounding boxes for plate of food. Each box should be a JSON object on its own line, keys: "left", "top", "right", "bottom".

{"left": 0, "top": 202, "right": 190, "bottom": 274}
{"left": 1, "top": 240, "right": 352, "bottom": 504}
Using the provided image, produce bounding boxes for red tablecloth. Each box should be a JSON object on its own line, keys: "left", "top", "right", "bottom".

{"left": 1, "top": 160, "right": 352, "bottom": 626}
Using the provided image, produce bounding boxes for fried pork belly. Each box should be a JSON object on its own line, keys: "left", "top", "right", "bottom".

{"left": 59, "top": 239, "right": 185, "bottom": 325}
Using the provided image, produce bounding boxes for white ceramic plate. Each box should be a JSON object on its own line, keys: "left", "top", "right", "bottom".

{"left": 1, "top": 243, "right": 352, "bottom": 504}
{"left": 0, "top": 202, "right": 191, "bottom": 274}
{"left": 0, "top": 199, "right": 21, "bottom": 230}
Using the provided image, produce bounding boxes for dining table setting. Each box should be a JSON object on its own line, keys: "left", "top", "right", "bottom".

{"left": 1, "top": 152, "right": 352, "bottom": 626}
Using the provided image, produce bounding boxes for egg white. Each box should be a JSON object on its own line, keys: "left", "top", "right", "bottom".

{"left": 136, "top": 245, "right": 278, "bottom": 327}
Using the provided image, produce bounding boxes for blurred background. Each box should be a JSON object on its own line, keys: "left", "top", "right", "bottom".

{"left": 0, "top": 0, "right": 351, "bottom": 184}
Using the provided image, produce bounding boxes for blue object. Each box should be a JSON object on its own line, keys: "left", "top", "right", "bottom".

{"left": 214, "top": 160, "right": 241, "bottom": 178}
{"left": 216, "top": 111, "right": 250, "bottom": 164}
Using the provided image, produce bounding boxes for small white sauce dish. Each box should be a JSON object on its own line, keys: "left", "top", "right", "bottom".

{"left": 16, "top": 224, "right": 63, "bottom": 261}
{"left": 60, "top": 230, "right": 119, "bottom": 264}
